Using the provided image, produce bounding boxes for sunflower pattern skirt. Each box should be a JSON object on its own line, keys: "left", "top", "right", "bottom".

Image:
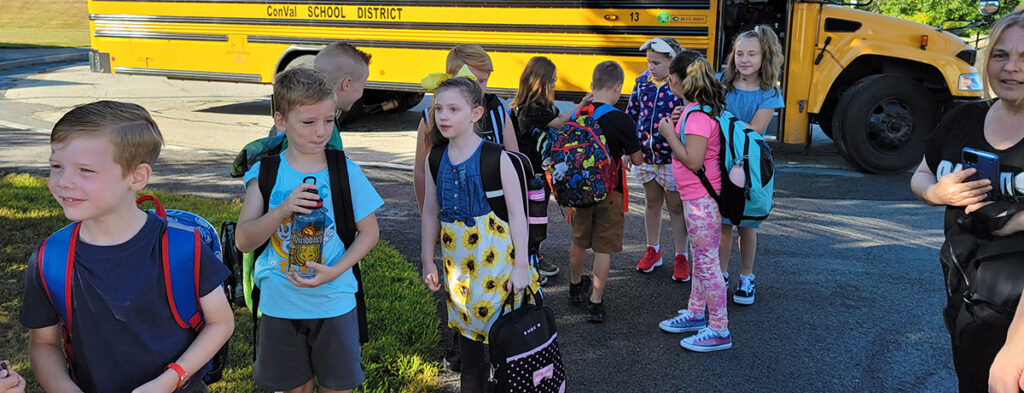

{"left": 440, "top": 211, "right": 540, "bottom": 344}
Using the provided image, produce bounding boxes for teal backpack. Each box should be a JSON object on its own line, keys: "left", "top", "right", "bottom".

{"left": 682, "top": 105, "right": 774, "bottom": 227}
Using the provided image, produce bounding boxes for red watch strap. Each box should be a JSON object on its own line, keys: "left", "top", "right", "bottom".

{"left": 166, "top": 363, "right": 188, "bottom": 389}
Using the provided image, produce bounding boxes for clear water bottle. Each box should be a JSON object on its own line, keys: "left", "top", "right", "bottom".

{"left": 288, "top": 176, "right": 324, "bottom": 279}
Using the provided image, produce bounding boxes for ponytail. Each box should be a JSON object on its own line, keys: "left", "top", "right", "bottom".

{"left": 670, "top": 50, "right": 726, "bottom": 118}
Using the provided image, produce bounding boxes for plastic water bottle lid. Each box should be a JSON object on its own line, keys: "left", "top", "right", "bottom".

{"left": 728, "top": 166, "right": 746, "bottom": 188}
{"left": 303, "top": 176, "right": 322, "bottom": 208}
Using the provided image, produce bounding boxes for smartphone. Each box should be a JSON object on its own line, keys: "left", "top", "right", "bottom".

{"left": 962, "top": 147, "right": 1001, "bottom": 201}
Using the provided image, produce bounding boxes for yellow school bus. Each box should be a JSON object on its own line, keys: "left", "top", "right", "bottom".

{"left": 88, "top": 0, "right": 990, "bottom": 172}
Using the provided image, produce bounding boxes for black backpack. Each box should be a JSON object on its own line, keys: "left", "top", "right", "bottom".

{"left": 221, "top": 149, "right": 368, "bottom": 360}
{"left": 941, "top": 201, "right": 1024, "bottom": 338}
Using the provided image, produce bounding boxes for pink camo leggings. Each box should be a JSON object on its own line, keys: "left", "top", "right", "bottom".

{"left": 683, "top": 193, "right": 728, "bottom": 331}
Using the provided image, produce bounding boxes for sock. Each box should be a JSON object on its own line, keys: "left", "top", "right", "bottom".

{"left": 649, "top": 244, "right": 660, "bottom": 253}
{"left": 676, "top": 252, "right": 688, "bottom": 259}
{"left": 722, "top": 272, "right": 730, "bottom": 281}
{"left": 741, "top": 274, "right": 755, "bottom": 282}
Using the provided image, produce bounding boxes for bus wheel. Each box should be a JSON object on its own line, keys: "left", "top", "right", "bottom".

{"left": 832, "top": 74, "right": 936, "bottom": 174}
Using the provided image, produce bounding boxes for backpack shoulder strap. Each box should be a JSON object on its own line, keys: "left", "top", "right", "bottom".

{"left": 164, "top": 221, "right": 204, "bottom": 331}
{"left": 326, "top": 149, "right": 356, "bottom": 248}
{"left": 591, "top": 103, "right": 619, "bottom": 120}
{"left": 136, "top": 195, "right": 205, "bottom": 332}
{"left": 507, "top": 106, "right": 523, "bottom": 138}
{"left": 480, "top": 141, "right": 507, "bottom": 221}
{"left": 493, "top": 98, "right": 506, "bottom": 144}
{"left": 39, "top": 223, "right": 80, "bottom": 328}
{"left": 428, "top": 144, "right": 446, "bottom": 185}
{"left": 38, "top": 222, "right": 80, "bottom": 376}
{"left": 257, "top": 155, "right": 280, "bottom": 218}
{"left": 680, "top": 106, "right": 723, "bottom": 203}
{"left": 325, "top": 149, "right": 368, "bottom": 344}
{"left": 253, "top": 154, "right": 280, "bottom": 261}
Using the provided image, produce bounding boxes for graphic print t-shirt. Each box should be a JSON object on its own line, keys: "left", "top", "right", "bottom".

{"left": 244, "top": 153, "right": 383, "bottom": 319}
{"left": 925, "top": 100, "right": 1024, "bottom": 234}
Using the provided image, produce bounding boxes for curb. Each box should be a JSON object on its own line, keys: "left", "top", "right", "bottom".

{"left": 0, "top": 118, "right": 415, "bottom": 172}
{"left": 0, "top": 52, "right": 89, "bottom": 71}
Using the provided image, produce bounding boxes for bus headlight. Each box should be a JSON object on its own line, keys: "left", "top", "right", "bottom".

{"left": 959, "top": 73, "right": 983, "bottom": 92}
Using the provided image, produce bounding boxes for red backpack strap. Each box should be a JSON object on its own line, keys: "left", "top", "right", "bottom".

{"left": 38, "top": 222, "right": 80, "bottom": 377}
{"left": 138, "top": 195, "right": 204, "bottom": 332}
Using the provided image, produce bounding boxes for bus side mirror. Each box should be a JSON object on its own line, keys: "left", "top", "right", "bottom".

{"left": 979, "top": 0, "right": 1000, "bottom": 17}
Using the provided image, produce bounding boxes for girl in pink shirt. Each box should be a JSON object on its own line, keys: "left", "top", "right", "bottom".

{"left": 656, "top": 50, "right": 731, "bottom": 352}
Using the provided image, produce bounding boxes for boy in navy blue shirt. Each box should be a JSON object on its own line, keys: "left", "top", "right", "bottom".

{"left": 19, "top": 101, "right": 235, "bottom": 393}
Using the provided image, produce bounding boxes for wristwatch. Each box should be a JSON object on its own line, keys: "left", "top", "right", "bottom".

{"left": 166, "top": 363, "right": 189, "bottom": 390}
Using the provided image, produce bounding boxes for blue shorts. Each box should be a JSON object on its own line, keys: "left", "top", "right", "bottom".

{"left": 254, "top": 310, "right": 365, "bottom": 391}
{"left": 723, "top": 218, "right": 761, "bottom": 229}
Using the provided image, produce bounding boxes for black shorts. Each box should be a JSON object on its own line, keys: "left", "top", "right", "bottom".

{"left": 253, "top": 311, "right": 365, "bottom": 391}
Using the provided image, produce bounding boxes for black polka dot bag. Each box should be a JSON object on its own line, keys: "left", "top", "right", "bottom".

{"left": 488, "top": 288, "right": 566, "bottom": 392}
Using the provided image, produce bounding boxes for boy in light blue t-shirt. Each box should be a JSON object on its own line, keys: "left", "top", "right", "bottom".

{"left": 235, "top": 66, "right": 383, "bottom": 393}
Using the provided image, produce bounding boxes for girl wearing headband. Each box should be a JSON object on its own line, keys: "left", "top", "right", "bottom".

{"left": 627, "top": 37, "right": 691, "bottom": 282}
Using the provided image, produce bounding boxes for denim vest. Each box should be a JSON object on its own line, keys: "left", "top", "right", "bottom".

{"left": 437, "top": 142, "right": 491, "bottom": 226}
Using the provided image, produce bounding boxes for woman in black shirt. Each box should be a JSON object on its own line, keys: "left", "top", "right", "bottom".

{"left": 911, "top": 9, "right": 1024, "bottom": 392}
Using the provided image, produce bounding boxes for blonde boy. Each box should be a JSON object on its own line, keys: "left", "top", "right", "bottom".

{"left": 235, "top": 68, "right": 382, "bottom": 393}
{"left": 568, "top": 62, "right": 643, "bottom": 322}
{"left": 19, "top": 101, "right": 235, "bottom": 392}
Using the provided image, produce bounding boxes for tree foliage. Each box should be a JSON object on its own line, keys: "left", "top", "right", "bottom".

{"left": 871, "top": 0, "right": 1021, "bottom": 35}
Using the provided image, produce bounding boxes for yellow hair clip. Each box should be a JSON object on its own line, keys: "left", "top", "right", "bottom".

{"left": 420, "top": 65, "right": 478, "bottom": 92}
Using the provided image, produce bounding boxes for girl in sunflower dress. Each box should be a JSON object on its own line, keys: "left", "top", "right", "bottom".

{"left": 420, "top": 76, "right": 539, "bottom": 393}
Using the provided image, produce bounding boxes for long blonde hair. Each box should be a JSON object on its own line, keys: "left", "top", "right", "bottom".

{"left": 721, "top": 25, "right": 784, "bottom": 93}
{"left": 670, "top": 50, "right": 726, "bottom": 118}
{"left": 446, "top": 44, "right": 493, "bottom": 75}
{"left": 983, "top": 10, "right": 1024, "bottom": 100}
{"left": 511, "top": 56, "right": 556, "bottom": 110}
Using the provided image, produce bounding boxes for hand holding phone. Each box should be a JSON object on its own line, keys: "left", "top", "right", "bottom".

{"left": 962, "top": 147, "right": 1001, "bottom": 201}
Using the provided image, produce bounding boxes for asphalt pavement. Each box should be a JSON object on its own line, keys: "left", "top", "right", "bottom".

{"left": 0, "top": 52, "right": 960, "bottom": 392}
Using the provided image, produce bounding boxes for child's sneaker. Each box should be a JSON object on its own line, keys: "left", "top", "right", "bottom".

{"left": 672, "top": 254, "right": 690, "bottom": 282}
{"left": 586, "top": 300, "right": 605, "bottom": 323}
{"left": 538, "top": 259, "right": 560, "bottom": 277}
{"left": 734, "top": 274, "right": 755, "bottom": 305}
{"left": 680, "top": 327, "right": 732, "bottom": 352}
{"left": 568, "top": 276, "right": 591, "bottom": 306}
{"left": 658, "top": 309, "right": 706, "bottom": 333}
{"left": 636, "top": 246, "right": 663, "bottom": 272}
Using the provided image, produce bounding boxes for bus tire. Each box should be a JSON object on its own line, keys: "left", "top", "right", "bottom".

{"left": 831, "top": 74, "right": 936, "bottom": 174}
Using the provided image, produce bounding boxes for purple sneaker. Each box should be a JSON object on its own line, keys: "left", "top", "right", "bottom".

{"left": 658, "top": 310, "right": 706, "bottom": 333}
{"left": 680, "top": 327, "right": 732, "bottom": 352}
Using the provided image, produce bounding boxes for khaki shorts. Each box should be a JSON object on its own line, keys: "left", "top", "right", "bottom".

{"left": 570, "top": 191, "right": 625, "bottom": 254}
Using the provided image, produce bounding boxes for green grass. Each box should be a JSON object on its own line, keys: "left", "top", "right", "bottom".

{"left": 0, "top": 0, "right": 89, "bottom": 47}
{"left": 0, "top": 173, "right": 441, "bottom": 392}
